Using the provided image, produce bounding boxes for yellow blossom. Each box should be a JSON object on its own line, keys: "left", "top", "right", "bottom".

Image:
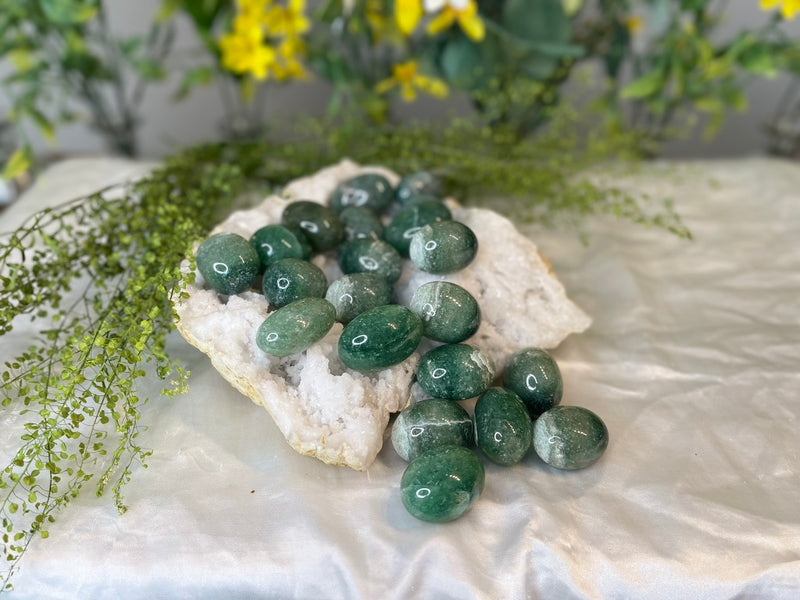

{"left": 623, "top": 15, "right": 644, "bottom": 34}
{"left": 264, "top": 0, "right": 310, "bottom": 36}
{"left": 219, "top": 22, "right": 276, "bottom": 79}
{"left": 395, "top": 0, "right": 423, "bottom": 35}
{"left": 760, "top": 0, "right": 800, "bottom": 19}
{"left": 427, "top": 0, "right": 485, "bottom": 42}
{"left": 375, "top": 60, "right": 448, "bottom": 102}
{"left": 273, "top": 36, "right": 308, "bottom": 81}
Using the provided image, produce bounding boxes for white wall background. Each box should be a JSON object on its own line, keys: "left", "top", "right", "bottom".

{"left": 8, "top": 0, "right": 800, "bottom": 160}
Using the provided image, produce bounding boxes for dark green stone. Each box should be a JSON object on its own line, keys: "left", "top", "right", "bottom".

{"left": 196, "top": 233, "right": 260, "bottom": 295}
{"left": 284, "top": 225, "right": 313, "bottom": 259}
{"left": 402, "top": 193, "right": 445, "bottom": 207}
{"left": 338, "top": 304, "right": 422, "bottom": 371}
{"left": 339, "top": 206, "right": 384, "bottom": 241}
{"left": 249, "top": 224, "right": 308, "bottom": 270}
{"left": 281, "top": 201, "right": 344, "bottom": 252}
{"left": 338, "top": 239, "right": 403, "bottom": 283}
{"left": 391, "top": 398, "right": 474, "bottom": 462}
{"left": 474, "top": 387, "right": 532, "bottom": 466}
{"left": 409, "top": 281, "right": 480, "bottom": 343}
{"left": 395, "top": 171, "right": 442, "bottom": 206}
{"left": 256, "top": 298, "right": 336, "bottom": 357}
{"left": 400, "top": 446, "right": 484, "bottom": 523}
{"left": 324, "top": 273, "right": 392, "bottom": 323}
{"left": 384, "top": 201, "right": 452, "bottom": 257}
{"left": 262, "top": 258, "right": 327, "bottom": 308}
{"left": 330, "top": 173, "right": 393, "bottom": 214}
{"left": 409, "top": 221, "right": 478, "bottom": 274}
{"left": 503, "top": 348, "right": 563, "bottom": 418}
{"left": 533, "top": 406, "right": 609, "bottom": 470}
{"left": 417, "top": 343, "right": 495, "bottom": 400}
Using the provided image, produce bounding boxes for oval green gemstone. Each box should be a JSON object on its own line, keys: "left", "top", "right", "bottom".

{"left": 417, "top": 343, "right": 495, "bottom": 400}
{"left": 384, "top": 201, "right": 452, "bottom": 257}
{"left": 262, "top": 258, "right": 328, "bottom": 308}
{"left": 284, "top": 225, "right": 313, "bottom": 259}
{"left": 339, "top": 206, "right": 384, "bottom": 241}
{"left": 249, "top": 224, "right": 308, "bottom": 270}
{"left": 196, "top": 233, "right": 260, "bottom": 295}
{"left": 503, "top": 348, "right": 563, "bottom": 418}
{"left": 338, "top": 304, "right": 422, "bottom": 371}
{"left": 402, "top": 193, "right": 445, "bottom": 208}
{"left": 330, "top": 173, "right": 393, "bottom": 214}
{"left": 395, "top": 171, "right": 442, "bottom": 206}
{"left": 338, "top": 239, "right": 403, "bottom": 283}
{"left": 391, "top": 398, "right": 474, "bottom": 462}
{"left": 400, "top": 446, "right": 484, "bottom": 523}
{"left": 281, "top": 201, "right": 344, "bottom": 252}
{"left": 409, "top": 281, "right": 480, "bottom": 343}
{"left": 256, "top": 298, "right": 336, "bottom": 358}
{"left": 474, "top": 387, "right": 532, "bottom": 466}
{"left": 533, "top": 406, "right": 609, "bottom": 470}
{"left": 409, "top": 221, "right": 478, "bottom": 274}
{"left": 325, "top": 273, "right": 392, "bottom": 323}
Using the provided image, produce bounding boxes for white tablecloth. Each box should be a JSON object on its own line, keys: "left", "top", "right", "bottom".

{"left": 2, "top": 157, "right": 799, "bottom": 599}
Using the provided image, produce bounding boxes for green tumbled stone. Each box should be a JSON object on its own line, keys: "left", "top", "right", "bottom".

{"left": 325, "top": 273, "right": 392, "bottom": 323}
{"left": 417, "top": 343, "right": 495, "bottom": 400}
{"left": 338, "top": 304, "right": 422, "bottom": 371}
{"left": 474, "top": 387, "right": 532, "bottom": 466}
{"left": 338, "top": 239, "right": 403, "bottom": 283}
{"left": 196, "top": 233, "right": 260, "bottom": 295}
{"left": 384, "top": 201, "right": 452, "bottom": 257}
{"left": 395, "top": 171, "right": 442, "bottom": 206}
{"left": 409, "top": 281, "right": 480, "bottom": 343}
{"left": 503, "top": 348, "right": 563, "bottom": 418}
{"left": 533, "top": 406, "right": 609, "bottom": 470}
{"left": 409, "top": 221, "right": 478, "bottom": 274}
{"left": 262, "top": 258, "right": 327, "bottom": 308}
{"left": 391, "top": 398, "right": 474, "bottom": 462}
{"left": 400, "top": 445, "right": 484, "bottom": 523}
{"left": 330, "top": 173, "right": 394, "bottom": 214}
{"left": 249, "top": 224, "right": 308, "bottom": 270}
{"left": 402, "top": 193, "right": 445, "bottom": 207}
{"left": 339, "top": 206, "right": 384, "bottom": 241}
{"left": 256, "top": 297, "right": 336, "bottom": 357}
{"left": 281, "top": 201, "right": 344, "bottom": 252}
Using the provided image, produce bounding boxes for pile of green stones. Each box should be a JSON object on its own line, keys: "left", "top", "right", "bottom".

{"left": 194, "top": 170, "right": 609, "bottom": 524}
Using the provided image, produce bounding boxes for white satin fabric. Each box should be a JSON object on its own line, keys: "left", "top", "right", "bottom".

{"left": 2, "top": 157, "right": 799, "bottom": 599}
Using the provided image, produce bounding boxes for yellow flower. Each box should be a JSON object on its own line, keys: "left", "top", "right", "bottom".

{"left": 760, "top": 0, "right": 800, "bottom": 18}
{"left": 264, "top": 0, "right": 310, "bottom": 36}
{"left": 273, "top": 36, "right": 308, "bottom": 81}
{"left": 427, "top": 0, "right": 485, "bottom": 42}
{"left": 623, "top": 15, "right": 644, "bottom": 34}
{"left": 219, "top": 22, "right": 276, "bottom": 79}
{"left": 395, "top": 0, "right": 423, "bottom": 35}
{"left": 375, "top": 60, "right": 448, "bottom": 102}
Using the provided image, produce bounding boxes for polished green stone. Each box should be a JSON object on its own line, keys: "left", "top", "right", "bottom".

{"left": 533, "top": 406, "right": 609, "bottom": 470}
{"left": 249, "top": 224, "right": 308, "bottom": 270}
{"left": 284, "top": 225, "right": 313, "bottom": 259}
{"left": 391, "top": 398, "right": 474, "bottom": 462}
{"left": 281, "top": 201, "right": 344, "bottom": 252}
{"left": 338, "top": 304, "right": 422, "bottom": 371}
{"left": 395, "top": 171, "right": 442, "bottom": 206}
{"left": 402, "top": 193, "right": 445, "bottom": 207}
{"left": 384, "top": 201, "right": 452, "bottom": 257}
{"left": 339, "top": 206, "right": 384, "bottom": 241}
{"left": 417, "top": 343, "right": 495, "bottom": 400}
{"left": 409, "top": 281, "right": 480, "bottom": 343}
{"left": 256, "top": 297, "right": 336, "bottom": 357}
{"left": 503, "top": 348, "right": 563, "bottom": 418}
{"left": 262, "top": 258, "right": 328, "bottom": 308}
{"left": 330, "top": 173, "right": 394, "bottom": 214}
{"left": 409, "top": 221, "right": 478, "bottom": 274}
{"left": 196, "top": 233, "right": 260, "bottom": 295}
{"left": 338, "top": 239, "right": 403, "bottom": 283}
{"left": 325, "top": 273, "right": 392, "bottom": 323}
{"left": 400, "top": 445, "right": 484, "bottom": 523}
{"left": 474, "top": 387, "right": 532, "bottom": 466}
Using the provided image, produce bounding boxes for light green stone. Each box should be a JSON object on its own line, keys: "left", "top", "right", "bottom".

{"left": 533, "top": 406, "right": 609, "bottom": 470}
{"left": 417, "top": 343, "right": 495, "bottom": 400}
{"left": 338, "top": 239, "right": 403, "bottom": 283}
{"left": 395, "top": 171, "right": 442, "bottom": 206}
{"left": 262, "top": 258, "right": 327, "bottom": 308}
{"left": 281, "top": 201, "right": 344, "bottom": 252}
{"left": 384, "top": 201, "right": 452, "bottom": 257}
{"left": 196, "top": 233, "right": 260, "bottom": 295}
{"left": 409, "top": 281, "right": 480, "bottom": 343}
{"left": 391, "top": 398, "right": 474, "bottom": 462}
{"left": 400, "top": 445, "right": 484, "bottom": 523}
{"left": 409, "top": 221, "right": 478, "bottom": 274}
{"left": 338, "top": 304, "right": 422, "bottom": 371}
{"left": 503, "top": 348, "right": 563, "bottom": 418}
{"left": 325, "top": 273, "right": 392, "bottom": 323}
{"left": 330, "top": 173, "right": 393, "bottom": 214}
{"left": 256, "top": 297, "right": 336, "bottom": 357}
{"left": 474, "top": 387, "right": 532, "bottom": 466}
{"left": 249, "top": 224, "right": 308, "bottom": 270}
{"left": 339, "top": 206, "right": 384, "bottom": 241}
